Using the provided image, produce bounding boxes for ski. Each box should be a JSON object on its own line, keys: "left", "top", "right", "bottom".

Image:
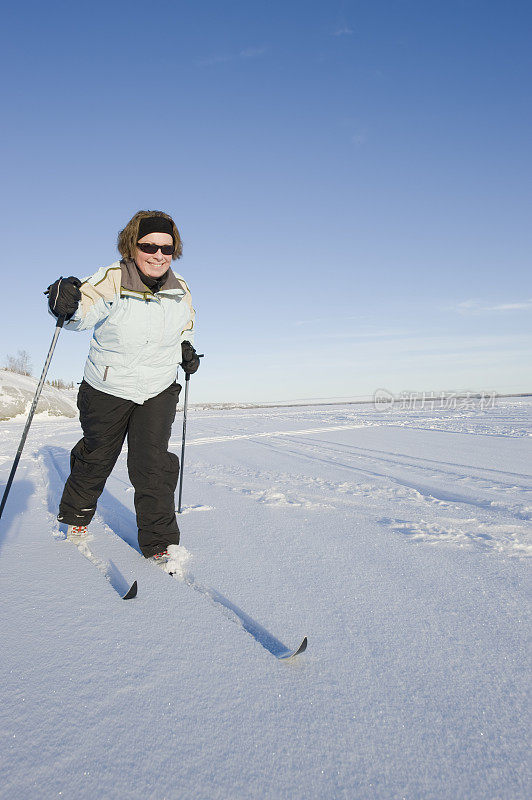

{"left": 151, "top": 554, "right": 308, "bottom": 660}
{"left": 121, "top": 580, "right": 138, "bottom": 600}
{"left": 65, "top": 535, "right": 137, "bottom": 600}
{"left": 37, "top": 452, "right": 137, "bottom": 600}
{"left": 277, "top": 637, "right": 308, "bottom": 661}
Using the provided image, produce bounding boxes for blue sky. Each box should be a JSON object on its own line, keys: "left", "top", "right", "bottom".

{"left": 1, "top": 0, "right": 530, "bottom": 402}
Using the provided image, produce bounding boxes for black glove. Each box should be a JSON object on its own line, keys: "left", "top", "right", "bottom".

{"left": 181, "top": 341, "right": 200, "bottom": 374}
{"left": 45, "top": 276, "right": 82, "bottom": 320}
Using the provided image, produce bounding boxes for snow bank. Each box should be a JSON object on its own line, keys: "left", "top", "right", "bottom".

{"left": 0, "top": 370, "right": 77, "bottom": 420}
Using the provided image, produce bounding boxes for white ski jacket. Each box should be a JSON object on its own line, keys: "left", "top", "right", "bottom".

{"left": 62, "top": 259, "right": 195, "bottom": 404}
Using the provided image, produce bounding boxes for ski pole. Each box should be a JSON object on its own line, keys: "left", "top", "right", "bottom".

{"left": 177, "top": 354, "right": 203, "bottom": 514}
{"left": 0, "top": 316, "right": 65, "bottom": 521}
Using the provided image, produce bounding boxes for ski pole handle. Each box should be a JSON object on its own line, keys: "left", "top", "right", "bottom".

{"left": 184, "top": 353, "right": 204, "bottom": 382}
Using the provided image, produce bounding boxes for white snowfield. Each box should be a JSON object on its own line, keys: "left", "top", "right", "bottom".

{"left": 0, "top": 397, "right": 530, "bottom": 799}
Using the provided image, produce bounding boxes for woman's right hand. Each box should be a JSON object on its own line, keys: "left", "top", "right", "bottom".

{"left": 46, "top": 276, "right": 82, "bottom": 319}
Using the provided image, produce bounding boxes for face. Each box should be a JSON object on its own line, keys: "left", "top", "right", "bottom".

{"left": 135, "top": 232, "right": 174, "bottom": 278}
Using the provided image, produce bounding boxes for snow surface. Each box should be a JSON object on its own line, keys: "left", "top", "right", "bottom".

{"left": 0, "top": 397, "right": 530, "bottom": 799}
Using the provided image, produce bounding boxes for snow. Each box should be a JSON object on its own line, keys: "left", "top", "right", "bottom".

{"left": 0, "top": 397, "right": 530, "bottom": 799}
{"left": 0, "top": 370, "right": 77, "bottom": 420}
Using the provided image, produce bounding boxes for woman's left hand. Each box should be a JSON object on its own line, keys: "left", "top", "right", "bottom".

{"left": 181, "top": 341, "right": 200, "bottom": 374}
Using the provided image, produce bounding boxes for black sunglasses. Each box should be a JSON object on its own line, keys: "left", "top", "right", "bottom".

{"left": 137, "top": 242, "right": 174, "bottom": 255}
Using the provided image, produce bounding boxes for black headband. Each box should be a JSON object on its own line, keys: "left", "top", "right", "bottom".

{"left": 137, "top": 216, "right": 175, "bottom": 242}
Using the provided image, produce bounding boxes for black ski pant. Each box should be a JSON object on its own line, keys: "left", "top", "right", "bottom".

{"left": 58, "top": 379, "right": 182, "bottom": 557}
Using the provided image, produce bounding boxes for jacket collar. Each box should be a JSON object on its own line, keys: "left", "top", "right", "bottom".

{"left": 120, "top": 259, "right": 185, "bottom": 295}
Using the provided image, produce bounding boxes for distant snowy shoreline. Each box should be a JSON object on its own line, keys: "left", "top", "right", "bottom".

{"left": 189, "top": 391, "right": 532, "bottom": 411}
{"left": 1, "top": 368, "right": 530, "bottom": 419}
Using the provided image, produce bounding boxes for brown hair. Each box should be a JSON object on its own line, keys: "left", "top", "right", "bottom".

{"left": 117, "top": 210, "right": 183, "bottom": 261}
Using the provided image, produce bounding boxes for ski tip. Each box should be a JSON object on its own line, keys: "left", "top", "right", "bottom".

{"left": 278, "top": 636, "right": 307, "bottom": 660}
{"left": 122, "top": 580, "right": 138, "bottom": 600}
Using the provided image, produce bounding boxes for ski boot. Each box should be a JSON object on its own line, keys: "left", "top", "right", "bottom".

{"left": 66, "top": 524, "right": 90, "bottom": 541}
{"left": 150, "top": 545, "right": 191, "bottom": 576}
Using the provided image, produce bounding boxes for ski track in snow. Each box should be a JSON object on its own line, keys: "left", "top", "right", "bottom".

{"left": 181, "top": 416, "right": 531, "bottom": 558}
{"left": 0, "top": 397, "right": 530, "bottom": 799}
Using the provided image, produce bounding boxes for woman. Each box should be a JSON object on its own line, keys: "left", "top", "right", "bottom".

{"left": 46, "top": 210, "right": 199, "bottom": 569}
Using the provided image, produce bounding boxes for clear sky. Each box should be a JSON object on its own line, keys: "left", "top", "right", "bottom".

{"left": 1, "top": 0, "right": 530, "bottom": 402}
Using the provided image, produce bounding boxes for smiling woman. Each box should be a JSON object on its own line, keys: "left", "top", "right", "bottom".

{"left": 119, "top": 211, "right": 181, "bottom": 285}
{"left": 118, "top": 209, "right": 183, "bottom": 261}
{"left": 44, "top": 210, "right": 200, "bottom": 570}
